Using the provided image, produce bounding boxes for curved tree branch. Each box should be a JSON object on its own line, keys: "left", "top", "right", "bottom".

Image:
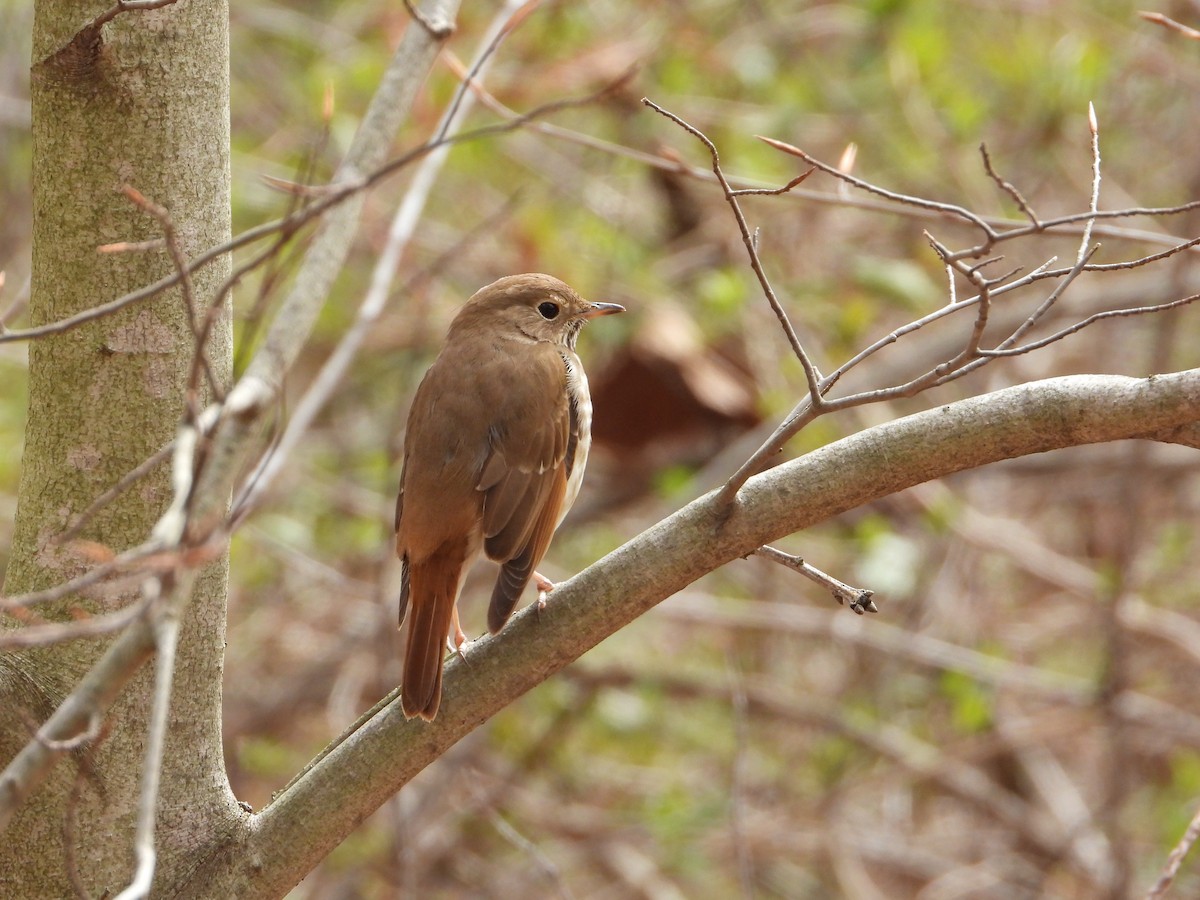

{"left": 180, "top": 369, "right": 1200, "bottom": 898}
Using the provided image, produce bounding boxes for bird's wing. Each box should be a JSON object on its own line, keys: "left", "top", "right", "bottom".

{"left": 478, "top": 344, "right": 576, "bottom": 628}
{"left": 478, "top": 344, "right": 571, "bottom": 557}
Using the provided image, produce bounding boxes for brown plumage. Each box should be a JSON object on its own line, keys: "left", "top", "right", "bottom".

{"left": 394, "top": 274, "right": 624, "bottom": 720}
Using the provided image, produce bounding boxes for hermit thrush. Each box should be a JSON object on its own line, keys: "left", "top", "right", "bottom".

{"left": 394, "top": 273, "right": 624, "bottom": 720}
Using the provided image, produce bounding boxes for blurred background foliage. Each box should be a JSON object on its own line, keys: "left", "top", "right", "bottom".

{"left": 4, "top": 0, "right": 1200, "bottom": 896}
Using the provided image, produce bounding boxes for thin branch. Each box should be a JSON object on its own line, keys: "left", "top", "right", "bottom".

{"left": 0, "top": 220, "right": 270, "bottom": 344}
{"left": 433, "top": 0, "right": 530, "bottom": 145}
{"left": 722, "top": 106, "right": 1122, "bottom": 493}
{"left": 643, "top": 98, "right": 826, "bottom": 416}
{"left": 57, "top": 443, "right": 174, "bottom": 545}
{"left": 980, "top": 142, "right": 1040, "bottom": 226}
{"left": 444, "top": 60, "right": 1200, "bottom": 252}
{"left": 757, "top": 135, "right": 1200, "bottom": 258}
{"left": 1083, "top": 102, "right": 1103, "bottom": 259}
{"left": 1041, "top": 235, "right": 1200, "bottom": 274}
{"left": 0, "top": 601, "right": 146, "bottom": 650}
{"left": 118, "top": 186, "right": 222, "bottom": 410}
{"left": 924, "top": 232, "right": 996, "bottom": 359}
{"left": 1146, "top": 797, "right": 1200, "bottom": 897}
{"left": 1139, "top": 10, "right": 1200, "bottom": 40}
{"left": 114, "top": 577, "right": 187, "bottom": 900}
{"left": 0, "top": 614, "right": 157, "bottom": 831}
{"left": 0, "top": 82, "right": 626, "bottom": 349}
{"left": 6, "top": 103, "right": 1197, "bottom": 352}
{"left": 19, "top": 708, "right": 105, "bottom": 753}
{"left": 729, "top": 168, "right": 815, "bottom": 197}
{"left": 714, "top": 253, "right": 1067, "bottom": 502}
{"left": 88, "top": 0, "right": 179, "bottom": 32}
{"left": 0, "top": 544, "right": 170, "bottom": 611}
{"left": 758, "top": 134, "right": 998, "bottom": 251}
{"left": 981, "top": 294, "right": 1200, "bottom": 357}
{"left": 754, "top": 545, "right": 877, "bottom": 614}
{"left": 992, "top": 109, "right": 1103, "bottom": 353}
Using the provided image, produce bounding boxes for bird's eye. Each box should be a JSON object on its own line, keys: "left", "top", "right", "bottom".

{"left": 537, "top": 301, "right": 560, "bottom": 320}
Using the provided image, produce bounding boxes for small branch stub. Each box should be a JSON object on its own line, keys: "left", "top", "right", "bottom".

{"left": 755, "top": 545, "right": 878, "bottom": 615}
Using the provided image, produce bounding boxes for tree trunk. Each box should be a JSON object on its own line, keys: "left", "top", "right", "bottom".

{"left": 0, "top": 1, "right": 234, "bottom": 896}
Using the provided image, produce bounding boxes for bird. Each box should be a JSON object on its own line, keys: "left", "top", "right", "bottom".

{"left": 394, "top": 273, "right": 624, "bottom": 720}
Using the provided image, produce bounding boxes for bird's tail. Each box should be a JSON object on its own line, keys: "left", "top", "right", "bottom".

{"left": 401, "top": 545, "right": 464, "bottom": 721}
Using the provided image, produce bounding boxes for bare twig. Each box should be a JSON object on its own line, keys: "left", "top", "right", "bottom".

{"left": 88, "top": 0, "right": 179, "bottom": 32}
{"left": 754, "top": 545, "right": 877, "bottom": 614}
{"left": 0, "top": 79, "right": 629, "bottom": 349}
{"left": 0, "top": 601, "right": 146, "bottom": 650}
{"left": 1139, "top": 10, "right": 1200, "bottom": 40}
{"left": 58, "top": 443, "right": 174, "bottom": 545}
{"left": 6, "top": 105, "right": 1196, "bottom": 354}
{"left": 1146, "top": 798, "right": 1200, "bottom": 897}
{"left": 981, "top": 294, "right": 1200, "bottom": 357}
{"left": 0, "top": 616, "right": 157, "bottom": 831}
{"left": 643, "top": 99, "right": 826, "bottom": 409}
{"left": 729, "top": 168, "right": 815, "bottom": 197}
{"left": 758, "top": 134, "right": 999, "bottom": 254}
{"left": 23, "top": 709, "right": 104, "bottom": 753}
{"left": 756, "top": 135, "right": 1200, "bottom": 256}
{"left": 990, "top": 105, "right": 1103, "bottom": 353}
{"left": 717, "top": 106, "right": 1157, "bottom": 501}
{"left": 114, "top": 576, "right": 188, "bottom": 900}
{"left": 980, "top": 142, "right": 1040, "bottom": 226}
{"left": 0, "top": 544, "right": 170, "bottom": 612}
{"left": 446, "top": 62, "right": 1200, "bottom": 252}
{"left": 118, "top": 186, "right": 223, "bottom": 410}
{"left": 1041, "top": 235, "right": 1200, "bottom": 274}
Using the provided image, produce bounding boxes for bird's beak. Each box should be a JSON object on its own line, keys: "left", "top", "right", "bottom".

{"left": 583, "top": 301, "right": 625, "bottom": 319}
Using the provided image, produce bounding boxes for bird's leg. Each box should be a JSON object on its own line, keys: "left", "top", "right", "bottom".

{"left": 533, "top": 571, "right": 556, "bottom": 614}
{"left": 447, "top": 603, "right": 470, "bottom": 661}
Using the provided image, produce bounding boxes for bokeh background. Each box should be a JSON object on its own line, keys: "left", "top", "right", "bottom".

{"left": 3, "top": 1, "right": 1200, "bottom": 896}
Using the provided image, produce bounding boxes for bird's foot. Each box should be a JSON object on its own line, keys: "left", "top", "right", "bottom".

{"left": 534, "top": 571, "right": 556, "bottom": 618}
{"left": 446, "top": 607, "right": 471, "bottom": 663}
{"left": 446, "top": 605, "right": 468, "bottom": 653}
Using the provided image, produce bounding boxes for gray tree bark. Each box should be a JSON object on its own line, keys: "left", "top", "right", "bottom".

{"left": 0, "top": 1, "right": 234, "bottom": 896}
